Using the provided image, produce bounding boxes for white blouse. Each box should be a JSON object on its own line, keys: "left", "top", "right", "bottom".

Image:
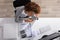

{"left": 16, "top": 6, "right": 40, "bottom": 40}
{"left": 16, "top": 6, "right": 34, "bottom": 38}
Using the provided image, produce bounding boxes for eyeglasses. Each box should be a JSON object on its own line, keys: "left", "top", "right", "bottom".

{"left": 19, "top": 15, "right": 38, "bottom": 20}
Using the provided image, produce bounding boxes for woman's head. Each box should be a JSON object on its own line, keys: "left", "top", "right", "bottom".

{"left": 25, "top": 2, "right": 41, "bottom": 16}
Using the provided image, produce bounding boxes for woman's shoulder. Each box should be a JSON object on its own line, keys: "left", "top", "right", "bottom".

{"left": 16, "top": 6, "right": 25, "bottom": 10}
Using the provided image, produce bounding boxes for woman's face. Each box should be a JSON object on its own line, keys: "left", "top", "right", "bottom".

{"left": 25, "top": 11, "right": 33, "bottom": 16}
{"left": 25, "top": 11, "right": 39, "bottom": 17}
{"left": 25, "top": 11, "right": 39, "bottom": 22}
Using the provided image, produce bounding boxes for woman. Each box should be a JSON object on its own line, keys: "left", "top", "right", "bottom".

{"left": 15, "top": 2, "right": 40, "bottom": 22}
{"left": 15, "top": 2, "right": 41, "bottom": 40}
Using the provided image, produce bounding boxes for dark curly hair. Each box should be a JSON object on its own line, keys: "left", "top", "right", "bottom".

{"left": 25, "top": 2, "right": 41, "bottom": 14}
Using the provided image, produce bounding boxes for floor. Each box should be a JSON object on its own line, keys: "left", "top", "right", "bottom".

{"left": 0, "top": 0, "right": 60, "bottom": 17}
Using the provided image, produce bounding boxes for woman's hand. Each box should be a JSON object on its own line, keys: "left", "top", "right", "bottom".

{"left": 25, "top": 18, "right": 33, "bottom": 22}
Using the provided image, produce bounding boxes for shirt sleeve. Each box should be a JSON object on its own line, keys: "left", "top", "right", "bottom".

{"left": 15, "top": 6, "right": 25, "bottom": 23}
